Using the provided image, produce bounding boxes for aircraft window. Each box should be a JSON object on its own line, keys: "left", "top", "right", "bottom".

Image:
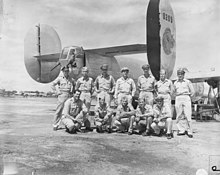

{"left": 69, "top": 49, "right": 75, "bottom": 55}
{"left": 168, "top": 15, "right": 170, "bottom": 22}
{"left": 171, "top": 17, "right": 173, "bottom": 23}
{"left": 163, "top": 13, "right": 165, "bottom": 20}
{"left": 60, "top": 48, "right": 69, "bottom": 60}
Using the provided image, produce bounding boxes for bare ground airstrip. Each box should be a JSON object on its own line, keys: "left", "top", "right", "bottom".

{"left": 0, "top": 97, "right": 220, "bottom": 175}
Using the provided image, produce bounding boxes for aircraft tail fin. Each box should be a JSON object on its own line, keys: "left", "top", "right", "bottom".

{"left": 85, "top": 44, "right": 147, "bottom": 56}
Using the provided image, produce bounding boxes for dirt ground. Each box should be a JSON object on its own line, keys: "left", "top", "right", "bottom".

{"left": 0, "top": 97, "right": 220, "bottom": 175}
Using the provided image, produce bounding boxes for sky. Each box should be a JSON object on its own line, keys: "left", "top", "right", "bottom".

{"left": 0, "top": 0, "right": 219, "bottom": 92}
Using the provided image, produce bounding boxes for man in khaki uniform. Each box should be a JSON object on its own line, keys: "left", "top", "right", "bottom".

{"left": 134, "top": 98, "right": 153, "bottom": 136}
{"left": 94, "top": 96, "right": 113, "bottom": 133}
{"left": 174, "top": 68, "right": 194, "bottom": 138}
{"left": 94, "top": 64, "right": 115, "bottom": 107}
{"left": 155, "top": 69, "right": 173, "bottom": 109}
{"left": 75, "top": 67, "right": 94, "bottom": 111}
{"left": 151, "top": 96, "right": 173, "bottom": 139}
{"left": 61, "top": 90, "right": 88, "bottom": 134}
{"left": 114, "top": 67, "right": 136, "bottom": 105}
{"left": 114, "top": 96, "right": 135, "bottom": 135}
{"left": 51, "top": 66, "right": 75, "bottom": 131}
{"left": 137, "top": 64, "right": 156, "bottom": 106}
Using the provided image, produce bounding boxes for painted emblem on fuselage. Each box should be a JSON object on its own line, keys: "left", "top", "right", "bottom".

{"left": 162, "top": 28, "right": 175, "bottom": 55}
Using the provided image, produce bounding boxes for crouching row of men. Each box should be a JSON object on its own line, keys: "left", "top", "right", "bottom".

{"left": 62, "top": 89, "right": 173, "bottom": 139}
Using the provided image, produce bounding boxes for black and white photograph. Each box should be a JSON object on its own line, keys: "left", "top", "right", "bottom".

{"left": 0, "top": 0, "right": 220, "bottom": 174}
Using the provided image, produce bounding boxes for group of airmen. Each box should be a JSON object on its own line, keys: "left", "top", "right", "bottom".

{"left": 51, "top": 63, "right": 195, "bottom": 139}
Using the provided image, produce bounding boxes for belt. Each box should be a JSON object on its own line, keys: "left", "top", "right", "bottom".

{"left": 80, "top": 90, "right": 91, "bottom": 93}
{"left": 119, "top": 92, "right": 130, "bottom": 95}
{"left": 176, "top": 93, "right": 190, "bottom": 96}
{"left": 141, "top": 90, "right": 153, "bottom": 93}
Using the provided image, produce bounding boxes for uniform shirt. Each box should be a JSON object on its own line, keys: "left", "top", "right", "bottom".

{"left": 173, "top": 79, "right": 194, "bottom": 96}
{"left": 115, "top": 77, "right": 136, "bottom": 96}
{"left": 136, "top": 104, "right": 153, "bottom": 119}
{"left": 94, "top": 103, "right": 111, "bottom": 119}
{"left": 76, "top": 76, "right": 93, "bottom": 92}
{"left": 94, "top": 74, "right": 115, "bottom": 92}
{"left": 62, "top": 97, "right": 87, "bottom": 118}
{"left": 51, "top": 75, "right": 75, "bottom": 94}
{"left": 155, "top": 79, "right": 173, "bottom": 95}
{"left": 153, "top": 104, "right": 171, "bottom": 119}
{"left": 137, "top": 75, "right": 155, "bottom": 92}
{"left": 116, "top": 104, "right": 134, "bottom": 117}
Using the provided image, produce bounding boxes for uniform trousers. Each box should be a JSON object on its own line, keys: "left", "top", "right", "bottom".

{"left": 114, "top": 116, "right": 135, "bottom": 132}
{"left": 53, "top": 93, "right": 70, "bottom": 127}
{"left": 175, "top": 95, "right": 193, "bottom": 134}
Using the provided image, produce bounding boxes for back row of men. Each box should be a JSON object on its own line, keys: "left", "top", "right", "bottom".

{"left": 51, "top": 64, "right": 195, "bottom": 139}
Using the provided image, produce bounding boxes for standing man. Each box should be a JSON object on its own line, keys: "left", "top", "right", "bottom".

{"left": 174, "top": 68, "right": 195, "bottom": 138}
{"left": 75, "top": 67, "right": 94, "bottom": 111}
{"left": 61, "top": 90, "right": 88, "bottom": 134}
{"left": 114, "top": 96, "right": 135, "bottom": 135}
{"left": 151, "top": 96, "right": 173, "bottom": 139}
{"left": 155, "top": 69, "right": 173, "bottom": 108}
{"left": 137, "top": 64, "right": 156, "bottom": 106}
{"left": 51, "top": 66, "right": 75, "bottom": 131}
{"left": 114, "top": 67, "right": 136, "bottom": 105}
{"left": 94, "top": 64, "right": 115, "bottom": 107}
{"left": 75, "top": 67, "right": 94, "bottom": 131}
{"left": 134, "top": 98, "right": 154, "bottom": 136}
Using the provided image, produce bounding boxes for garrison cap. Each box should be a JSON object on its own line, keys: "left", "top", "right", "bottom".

{"left": 121, "top": 67, "right": 129, "bottom": 72}
{"left": 100, "top": 64, "right": 108, "bottom": 70}
{"left": 61, "top": 66, "right": 69, "bottom": 71}
{"left": 177, "top": 68, "right": 185, "bottom": 74}
{"left": 155, "top": 95, "right": 164, "bottom": 102}
{"left": 81, "top": 66, "right": 89, "bottom": 72}
{"left": 142, "top": 64, "right": 150, "bottom": 70}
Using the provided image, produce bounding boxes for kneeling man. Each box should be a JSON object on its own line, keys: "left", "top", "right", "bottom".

{"left": 151, "top": 96, "right": 173, "bottom": 139}
{"left": 61, "top": 90, "right": 88, "bottom": 134}
{"left": 114, "top": 96, "right": 135, "bottom": 135}
{"left": 134, "top": 98, "right": 153, "bottom": 136}
{"left": 94, "top": 96, "right": 113, "bottom": 133}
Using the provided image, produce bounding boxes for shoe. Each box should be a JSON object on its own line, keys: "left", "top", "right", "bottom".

{"left": 171, "top": 132, "right": 174, "bottom": 138}
{"left": 128, "top": 131, "right": 133, "bottom": 135}
{"left": 85, "top": 127, "right": 93, "bottom": 132}
{"left": 53, "top": 125, "right": 59, "bottom": 131}
{"left": 142, "top": 131, "right": 150, "bottom": 136}
{"left": 186, "top": 131, "right": 193, "bottom": 138}
{"left": 167, "top": 133, "right": 172, "bottom": 139}
{"left": 70, "top": 129, "right": 77, "bottom": 134}
{"left": 96, "top": 127, "right": 103, "bottom": 133}
{"left": 152, "top": 133, "right": 161, "bottom": 137}
{"left": 117, "top": 130, "right": 125, "bottom": 133}
{"left": 106, "top": 128, "right": 112, "bottom": 133}
{"left": 187, "top": 134, "right": 193, "bottom": 138}
{"left": 177, "top": 131, "right": 185, "bottom": 136}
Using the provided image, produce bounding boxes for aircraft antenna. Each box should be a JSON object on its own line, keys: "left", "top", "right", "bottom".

{"left": 36, "top": 24, "right": 41, "bottom": 82}
{"left": 36, "top": 24, "right": 41, "bottom": 56}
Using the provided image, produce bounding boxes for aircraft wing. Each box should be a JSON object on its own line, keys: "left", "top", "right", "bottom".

{"left": 171, "top": 69, "right": 220, "bottom": 83}
{"left": 85, "top": 44, "right": 147, "bottom": 56}
{"left": 34, "top": 53, "right": 60, "bottom": 62}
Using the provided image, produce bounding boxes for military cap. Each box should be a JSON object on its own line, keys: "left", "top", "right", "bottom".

{"left": 177, "top": 68, "right": 185, "bottom": 74}
{"left": 100, "top": 64, "right": 108, "bottom": 70}
{"left": 121, "top": 67, "right": 129, "bottom": 72}
{"left": 142, "top": 64, "right": 150, "bottom": 70}
{"left": 61, "top": 66, "right": 69, "bottom": 72}
{"left": 155, "top": 95, "right": 164, "bottom": 102}
{"left": 81, "top": 66, "right": 88, "bottom": 72}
